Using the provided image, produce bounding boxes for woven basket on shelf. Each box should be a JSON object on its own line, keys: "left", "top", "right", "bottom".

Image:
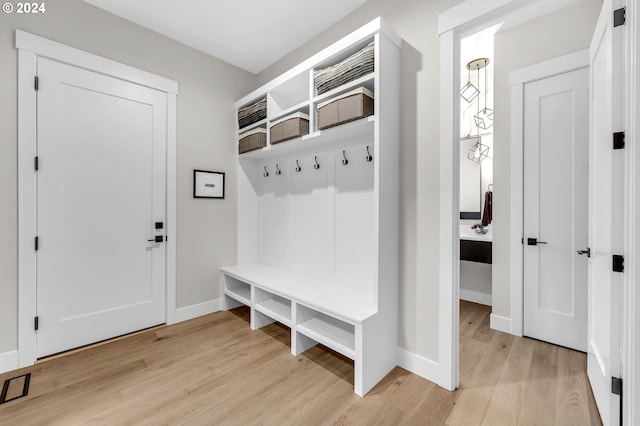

{"left": 270, "top": 112, "right": 309, "bottom": 144}
{"left": 238, "top": 128, "right": 267, "bottom": 154}
{"left": 317, "top": 87, "right": 374, "bottom": 130}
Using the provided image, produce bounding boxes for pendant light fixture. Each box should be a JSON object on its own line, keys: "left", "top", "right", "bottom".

{"left": 467, "top": 140, "right": 489, "bottom": 163}
{"left": 471, "top": 58, "right": 494, "bottom": 130}
{"left": 460, "top": 62, "right": 480, "bottom": 103}
{"left": 466, "top": 57, "right": 490, "bottom": 163}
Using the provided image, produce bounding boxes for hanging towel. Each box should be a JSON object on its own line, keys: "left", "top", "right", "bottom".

{"left": 481, "top": 190, "right": 493, "bottom": 226}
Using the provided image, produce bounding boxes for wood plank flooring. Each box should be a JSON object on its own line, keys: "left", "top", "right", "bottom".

{"left": 0, "top": 301, "right": 601, "bottom": 425}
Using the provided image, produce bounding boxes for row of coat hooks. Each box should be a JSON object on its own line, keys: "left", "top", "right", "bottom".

{"left": 263, "top": 146, "right": 373, "bottom": 177}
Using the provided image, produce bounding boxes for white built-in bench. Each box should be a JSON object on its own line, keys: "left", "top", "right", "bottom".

{"left": 221, "top": 263, "right": 383, "bottom": 395}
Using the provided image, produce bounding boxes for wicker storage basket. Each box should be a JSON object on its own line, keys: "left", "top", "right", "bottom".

{"left": 238, "top": 128, "right": 267, "bottom": 154}
{"left": 314, "top": 42, "right": 374, "bottom": 95}
{"left": 270, "top": 112, "right": 310, "bottom": 144}
{"left": 237, "top": 97, "right": 267, "bottom": 129}
{"left": 317, "top": 87, "right": 374, "bottom": 130}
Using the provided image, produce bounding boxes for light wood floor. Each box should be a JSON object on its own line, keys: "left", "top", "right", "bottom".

{"left": 0, "top": 301, "right": 601, "bottom": 425}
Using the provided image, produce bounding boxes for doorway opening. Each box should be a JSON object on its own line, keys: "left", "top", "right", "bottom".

{"left": 457, "top": 25, "right": 498, "bottom": 387}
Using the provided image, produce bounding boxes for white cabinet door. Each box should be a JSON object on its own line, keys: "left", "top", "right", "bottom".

{"left": 36, "top": 58, "right": 167, "bottom": 357}
{"left": 587, "top": 0, "right": 625, "bottom": 424}
{"left": 523, "top": 67, "right": 589, "bottom": 352}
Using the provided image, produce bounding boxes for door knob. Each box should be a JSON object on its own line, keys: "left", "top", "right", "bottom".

{"left": 148, "top": 236, "right": 164, "bottom": 243}
{"left": 527, "top": 238, "right": 547, "bottom": 246}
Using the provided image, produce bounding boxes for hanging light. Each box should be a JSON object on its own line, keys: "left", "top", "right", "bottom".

{"left": 460, "top": 62, "right": 480, "bottom": 103}
{"left": 473, "top": 58, "right": 494, "bottom": 130}
{"left": 464, "top": 57, "right": 491, "bottom": 164}
{"left": 467, "top": 140, "right": 489, "bottom": 163}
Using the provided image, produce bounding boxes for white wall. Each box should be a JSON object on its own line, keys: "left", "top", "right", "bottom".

{"left": 460, "top": 261, "right": 492, "bottom": 304}
{"left": 492, "top": 0, "right": 602, "bottom": 319}
{"left": 258, "top": 0, "right": 602, "bottom": 362}
{"left": 0, "top": 0, "right": 255, "bottom": 354}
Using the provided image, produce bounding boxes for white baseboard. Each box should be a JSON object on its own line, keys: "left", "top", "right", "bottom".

{"left": 396, "top": 347, "right": 447, "bottom": 389}
{"left": 175, "top": 298, "right": 222, "bottom": 323}
{"left": 0, "top": 350, "right": 19, "bottom": 375}
{"left": 490, "top": 313, "right": 512, "bottom": 334}
{"left": 460, "top": 289, "right": 492, "bottom": 306}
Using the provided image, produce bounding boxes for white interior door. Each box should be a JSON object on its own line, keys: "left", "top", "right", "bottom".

{"left": 36, "top": 58, "right": 167, "bottom": 358}
{"left": 587, "top": 0, "right": 624, "bottom": 424}
{"left": 523, "top": 67, "right": 589, "bottom": 352}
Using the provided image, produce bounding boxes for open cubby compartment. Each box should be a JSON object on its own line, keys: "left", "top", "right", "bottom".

{"left": 237, "top": 95, "right": 268, "bottom": 133}
{"left": 268, "top": 71, "right": 309, "bottom": 119}
{"left": 312, "top": 73, "right": 375, "bottom": 107}
{"left": 312, "top": 36, "right": 376, "bottom": 98}
{"left": 237, "top": 119, "right": 267, "bottom": 136}
{"left": 223, "top": 274, "right": 252, "bottom": 306}
{"left": 295, "top": 303, "right": 356, "bottom": 359}
{"left": 269, "top": 104, "right": 311, "bottom": 126}
{"left": 253, "top": 286, "right": 292, "bottom": 327}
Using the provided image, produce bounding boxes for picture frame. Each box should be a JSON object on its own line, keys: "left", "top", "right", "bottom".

{"left": 193, "top": 170, "right": 225, "bottom": 199}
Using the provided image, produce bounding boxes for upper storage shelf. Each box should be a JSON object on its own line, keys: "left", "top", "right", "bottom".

{"left": 234, "top": 17, "right": 401, "bottom": 160}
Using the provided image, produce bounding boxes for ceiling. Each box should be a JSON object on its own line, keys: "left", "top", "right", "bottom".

{"left": 83, "top": 0, "right": 369, "bottom": 74}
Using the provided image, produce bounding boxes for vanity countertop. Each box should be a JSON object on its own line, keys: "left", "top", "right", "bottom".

{"left": 460, "top": 224, "right": 492, "bottom": 242}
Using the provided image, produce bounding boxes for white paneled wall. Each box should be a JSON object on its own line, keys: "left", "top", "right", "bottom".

{"left": 247, "top": 143, "right": 375, "bottom": 289}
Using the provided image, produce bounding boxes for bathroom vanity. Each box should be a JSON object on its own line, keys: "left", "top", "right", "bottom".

{"left": 459, "top": 224, "right": 492, "bottom": 305}
{"left": 459, "top": 225, "right": 492, "bottom": 264}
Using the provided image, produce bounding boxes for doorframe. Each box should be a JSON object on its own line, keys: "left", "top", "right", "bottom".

{"left": 625, "top": 0, "right": 640, "bottom": 422}
{"left": 439, "top": 6, "right": 638, "bottom": 423}
{"left": 508, "top": 49, "right": 590, "bottom": 337}
{"left": 16, "top": 30, "right": 179, "bottom": 368}
{"left": 437, "top": 0, "right": 586, "bottom": 392}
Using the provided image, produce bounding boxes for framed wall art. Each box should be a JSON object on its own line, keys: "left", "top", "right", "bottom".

{"left": 193, "top": 170, "right": 225, "bottom": 199}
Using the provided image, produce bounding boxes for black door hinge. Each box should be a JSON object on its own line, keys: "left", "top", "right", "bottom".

{"left": 34, "top": 316, "right": 39, "bottom": 331}
{"left": 614, "top": 7, "right": 626, "bottom": 27}
{"left": 613, "top": 254, "right": 624, "bottom": 272}
{"left": 34, "top": 76, "right": 39, "bottom": 91}
{"left": 612, "top": 377, "right": 623, "bottom": 395}
{"left": 613, "top": 132, "right": 625, "bottom": 149}
{"left": 34, "top": 236, "right": 39, "bottom": 251}
{"left": 34, "top": 156, "right": 39, "bottom": 171}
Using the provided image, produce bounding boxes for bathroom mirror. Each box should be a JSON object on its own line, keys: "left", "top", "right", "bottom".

{"left": 460, "top": 136, "right": 482, "bottom": 219}
{"left": 460, "top": 135, "right": 493, "bottom": 220}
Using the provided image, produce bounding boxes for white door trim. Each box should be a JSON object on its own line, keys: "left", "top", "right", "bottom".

{"left": 439, "top": 5, "right": 638, "bottom": 418}
{"left": 624, "top": 0, "right": 640, "bottom": 422}
{"left": 509, "top": 49, "right": 589, "bottom": 337}
{"left": 16, "top": 30, "right": 178, "bottom": 369}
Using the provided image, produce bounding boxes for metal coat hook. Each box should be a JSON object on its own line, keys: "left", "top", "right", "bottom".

{"left": 263, "top": 166, "right": 269, "bottom": 177}
{"left": 275, "top": 163, "right": 282, "bottom": 175}
{"left": 342, "top": 150, "right": 349, "bottom": 166}
{"left": 295, "top": 160, "right": 302, "bottom": 172}
{"left": 314, "top": 156, "right": 320, "bottom": 170}
{"left": 366, "top": 146, "right": 373, "bottom": 162}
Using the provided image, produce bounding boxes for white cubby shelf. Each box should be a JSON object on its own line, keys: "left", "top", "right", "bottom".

{"left": 223, "top": 17, "right": 401, "bottom": 397}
